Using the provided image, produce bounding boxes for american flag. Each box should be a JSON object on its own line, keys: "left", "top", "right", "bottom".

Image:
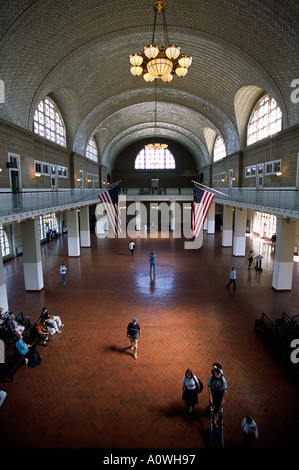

{"left": 192, "top": 183, "right": 215, "bottom": 237}
{"left": 98, "top": 184, "right": 122, "bottom": 237}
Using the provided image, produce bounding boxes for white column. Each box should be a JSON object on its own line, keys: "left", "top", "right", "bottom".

{"left": 233, "top": 208, "right": 246, "bottom": 256}
{"left": 80, "top": 206, "right": 90, "bottom": 247}
{"left": 67, "top": 209, "right": 80, "bottom": 257}
{"left": 222, "top": 205, "right": 233, "bottom": 247}
{"left": 272, "top": 217, "right": 296, "bottom": 290}
{"left": 21, "top": 219, "right": 44, "bottom": 291}
{"left": 207, "top": 202, "right": 215, "bottom": 234}
{"left": 0, "top": 256, "right": 9, "bottom": 312}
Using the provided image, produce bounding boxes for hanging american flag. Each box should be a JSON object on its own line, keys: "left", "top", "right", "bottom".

{"left": 98, "top": 184, "right": 122, "bottom": 237}
{"left": 192, "top": 183, "right": 215, "bottom": 237}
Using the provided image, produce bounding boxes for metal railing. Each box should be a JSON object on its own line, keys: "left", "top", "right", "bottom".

{"left": 0, "top": 187, "right": 298, "bottom": 220}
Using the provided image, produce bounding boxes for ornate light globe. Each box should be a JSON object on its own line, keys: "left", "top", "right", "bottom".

{"left": 130, "top": 66, "right": 143, "bottom": 76}
{"left": 143, "top": 72, "right": 156, "bottom": 82}
{"left": 129, "top": 54, "right": 144, "bottom": 66}
{"left": 147, "top": 57, "right": 173, "bottom": 78}
{"left": 178, "top": 55, "right": 193, "bottom": 68}
{"left": 144, "top": 45, "right": 159, "bottom": 59}
{"left": 165, "top": 45, "right": 180, "bottom": 60}
{"left": 175, "top": 66, "right": 188, "bottom": 77}
{"left": 161, "top": 73, "right": 173, "bottom": 83}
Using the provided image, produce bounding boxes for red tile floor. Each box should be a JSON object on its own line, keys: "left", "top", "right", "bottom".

{"left": 0, "top": 228, "right": 299, "bottom": 453}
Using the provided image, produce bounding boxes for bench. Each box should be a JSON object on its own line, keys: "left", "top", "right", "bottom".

{"left": 276, "top": 312, "right": 299, "bottom": 341}
{"left": 0, "top": 315, "right": 41, "bottom": 383}
{"left": 255, "top": 312, "right": 299, "bottom": 373}
{"left": 0, "top": 312, "right": 31, "bottom": 347}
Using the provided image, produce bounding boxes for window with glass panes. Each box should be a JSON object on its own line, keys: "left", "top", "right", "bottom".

{"left": 86, "top": 137, "right": 98, "bottom": 161}
{"left": 34, "top": 97, "right": 66, "bottom": 147}
{"left": 0, "top": 227, "right": 10, "bottom": 257}
{"left": 213, "top": 135, "right": 226, "bottom": 162}
{"left": 247, "top": 95, "right": 282, "bottom": 145}
{"left": 135, "top": 148, "right": 175, "bottom": 169}
{"left": 39, "top": 214, "right": 59, "bottom": 240}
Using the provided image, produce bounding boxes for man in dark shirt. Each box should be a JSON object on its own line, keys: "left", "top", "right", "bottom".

{"left": 127, "top": 317, "right": 141, "bottom": 360}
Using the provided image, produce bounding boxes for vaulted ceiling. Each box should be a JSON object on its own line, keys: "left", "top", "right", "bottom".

{"left": 0, "top": 0, "right": 298, "bottom": 170}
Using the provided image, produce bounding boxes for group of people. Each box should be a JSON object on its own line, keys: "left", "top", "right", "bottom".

{"left": 125, "top": 320, "right": 258, "bottom": 447}
{"left": 15, "top": 307, "right": 64, "bottom": 362}
{"left": 182, "top": 363, "right": 258, "bottom": 447}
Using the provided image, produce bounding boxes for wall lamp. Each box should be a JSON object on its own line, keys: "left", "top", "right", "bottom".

{"left": 276, "top": 172, "right": 286, "bottom": 178}
{"left": 32, "top": 172, "right": 41, "bottom": 179}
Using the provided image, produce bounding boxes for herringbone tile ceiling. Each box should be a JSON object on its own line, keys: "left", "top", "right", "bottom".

{"left": 0, "top": 0, "right": 298, "bottom": 168}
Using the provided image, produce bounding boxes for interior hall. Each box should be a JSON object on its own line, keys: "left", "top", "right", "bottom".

{"left": 0, "top": 0, "right": 298, "bottom": 455}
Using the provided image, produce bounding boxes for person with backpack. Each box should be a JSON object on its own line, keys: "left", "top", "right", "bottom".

{"left": 182, "top": 368, "right": 203, "bottom": 417}
{"left": 207, "top": 363, "right": 227, "bottom": 413}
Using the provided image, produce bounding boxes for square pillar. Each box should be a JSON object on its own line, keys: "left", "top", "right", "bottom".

{"left": 67, "top": 209, "right": 80, "bottom": 257}
{"left": 222, "top": 205, "right": 233, "bottom": 247}
{"left": 233, "top": 208, "right": 246, "bottom": 256}
{"left": 21, "top": 219, "right": 44, "bottom": 291}
{"left": 80, "top": 206, "right": 91, "bottom": 247}
{"left": 272, "top": 217, "right": 296, "bottom": 290}
{"left": 207, "top": 202, "right": 215, "bottom": 234}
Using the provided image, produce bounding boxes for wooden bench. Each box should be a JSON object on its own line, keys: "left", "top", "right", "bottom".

{"left": 0, "top": 315, "right": 41, "bottom": 383}
{"left": 255, "top": 312, "right": 299, "bottom": 373}
{"left": 0, "top": 312, "right": 31, "bottom": 347}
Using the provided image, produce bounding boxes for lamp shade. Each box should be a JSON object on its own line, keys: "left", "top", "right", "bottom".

{"left": 178, "top": 55, "right": 193, "bottom": 68}
{"left": 161, "top": 73, "right": 173, "bottom": 83}
{"left": 130, "top": 66, "right": 143, "bottom": 76}
{"left": 175, "top": 66, "right": 188, "bottom": 77}
{"left": 144, "top": 45, "right": 159, "bottom": 59}
{"left": 147, "top": 57, "right": 173, "bottom": 77}
{"left": 143, "top": 72, "right": 156, "bottom": 82}
{"left": 130, "top": 54, "right": 144, "bottom": 66}
{"left": 165, "top": 45, "right": 180, "bottom": 60}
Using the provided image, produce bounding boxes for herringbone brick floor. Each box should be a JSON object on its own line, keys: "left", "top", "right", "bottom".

{"left": 0, "top": 229, "right": 298, "bottom": 451}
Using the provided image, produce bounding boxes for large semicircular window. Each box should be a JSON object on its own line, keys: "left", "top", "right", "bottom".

{"left": 135, "top": 147, "right": 176, "bottom": 169}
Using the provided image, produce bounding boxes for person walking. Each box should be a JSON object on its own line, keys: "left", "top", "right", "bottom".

{"left": 127, "top": 317, "right": 141, "bottom": 360}
{"left": 207, "top": 363, "right": 227, "bottom": 414}
{"left": 242, "top": 416, "right": 258, "bottom": 447}
{"left": 248, "top": 251, "right": 253, "bottom": 269}
{"left": 60, "top": 263, "right": 67, "bottom": 284}
{"left": 149, "top": 251, "right": 156, "bottom": 275}
{"left": 129, "top": 240, "right": 135, "bottom": 256}
{"left": 226, "top": 267, "right": 236, "bottom": 289}
{"left": 182, "top": 368, "right": 203, "bottom": 417}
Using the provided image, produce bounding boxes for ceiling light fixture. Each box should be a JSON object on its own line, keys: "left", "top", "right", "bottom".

{"left": 129, "top": 1, "right": 192, "bottom": 83}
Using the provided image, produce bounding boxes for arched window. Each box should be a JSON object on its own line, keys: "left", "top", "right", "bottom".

{"left": 86, "top": 137, "right": 98, "bottom": 161}
{"left": 247, "top": 95, "right": 282, "bottom": 145}
{"left": 0, "top": 227, "right": 10, "bottom": 257}
{"left": 34, "top": 97, "right": 66, "bottom": 147}
{"left": 213, "top": 135, "right": 226, "bottom": 162}
{"left": 135, "top": 147, "right": 175, "bottom": 169}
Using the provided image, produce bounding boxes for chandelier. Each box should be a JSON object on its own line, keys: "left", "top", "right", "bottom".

{"left": 145, "top": 80, "right": 168, "bottom": 150}
{"left": 129, "top": 1, "right": 192, "bottom": 83}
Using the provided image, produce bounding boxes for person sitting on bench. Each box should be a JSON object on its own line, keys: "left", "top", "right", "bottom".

{"left": 7, "top": 314, "right": 25, "bottom": 336}
{"left": 15, "top": 334, "right": 33, "bottom": 364}
{"left": 36, "top": 321, "right": 50, "bottom": 346}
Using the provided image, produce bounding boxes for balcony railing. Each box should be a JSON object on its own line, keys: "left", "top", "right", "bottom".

{"left": 0, "top": 187, "right": 298, "bottom": 221}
